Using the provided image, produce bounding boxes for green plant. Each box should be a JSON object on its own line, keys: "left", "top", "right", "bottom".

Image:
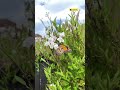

{"left": 86, "top": 0, "right": 120, "bottom": 89}
{"left": 36, "top": 10, "right": 85, "bottom": 90}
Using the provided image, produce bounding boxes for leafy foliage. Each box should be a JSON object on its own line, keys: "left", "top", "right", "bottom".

{"left": 86, "top": 0, "right": 120, "bottom": 89}
{"left": 36, "top": 11, "right": 85, "bottom": 90}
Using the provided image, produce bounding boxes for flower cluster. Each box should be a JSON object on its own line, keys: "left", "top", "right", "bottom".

{"left": 44, "top": 32, "right": 65, "bottom": 50}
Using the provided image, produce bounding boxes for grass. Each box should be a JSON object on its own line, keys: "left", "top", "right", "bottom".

{"left": 0, "top": 28, "right": 34, "bottom": 90}
{"left": 86, "top": 0, "right": 120, "bottom": 89}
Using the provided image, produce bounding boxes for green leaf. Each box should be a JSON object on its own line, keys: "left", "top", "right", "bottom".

{"left": 56, "top": 81, "right": 62, "bottom": 90}
{"left": 14, "top": 75, "right": 27, "bottom": 86}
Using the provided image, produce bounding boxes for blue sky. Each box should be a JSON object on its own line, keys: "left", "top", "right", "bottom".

{"left": 35, "top": 0, "right": 85, "bottom": 36}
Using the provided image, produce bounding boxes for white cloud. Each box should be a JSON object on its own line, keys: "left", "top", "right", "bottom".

{"left": 35, "top": 5, "right": 49, "bottom": 23}
{"left": 79, "top": 9, "right": 85, "bottom": 21}
{"left": 35, "top": 0, "right": 85, "bottom": 22}
{"left": 47, "top": 0, "right": 80, "bottom": 6}
{"left": 35, "top": 0, "right": 85, "bottom": 35}
{"left": 50, "top": 7, "right": 85, "bottom": 21}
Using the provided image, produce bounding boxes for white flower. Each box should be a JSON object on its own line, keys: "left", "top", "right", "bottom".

{"left": 48, "top": 37, "right": 54, "bottom": 42}
{"left": 59, "top": 32, "right": 65, "bottom": 37}
{"left": 22, "top": 37, "right": 34, "bottom": 48}
{"left": 57, "top": 37, "right": 64, "bottom": 43}
{"left": 49, "top": 41, "right": 54, "bottom": 49}
{"left": 44, "top": 32, "right": 64, "bottom": 49}
{"left": 44, "top": 38, "right": 55, "bottom": 49}
{"left": 50, "top": 33, "right": 53, "bottom": 37}
{"left": 45, "top": 40, "right": 58, "bottom": 50}
{"left": 48, "top": 35, "right": 57, "bottom": 42}
{"left": 53, "top": 43, "right": 58, "bottom": 50}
